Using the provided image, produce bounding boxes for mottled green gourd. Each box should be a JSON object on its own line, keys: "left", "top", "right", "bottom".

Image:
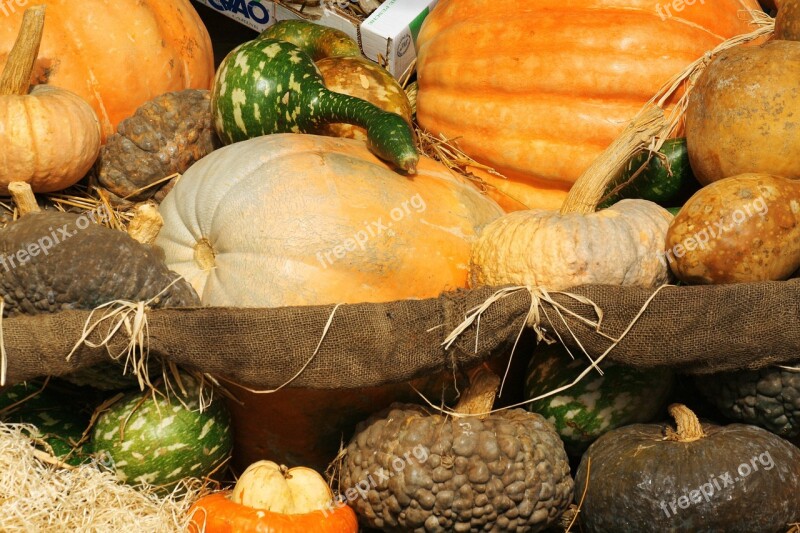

{"left": 258, "top": 19, "right": 361, "bottom": 59}
{"left": 91, "top": 375, "right": 232, "bottom": 488}
{"left": 212, "top": 39, "right": 418, "bottom": 173}
{"left": 1, "top": 380, "right": 96, "bottom": 465}
{"left": 525, "top": 343, "right": 674, "bottom": 455}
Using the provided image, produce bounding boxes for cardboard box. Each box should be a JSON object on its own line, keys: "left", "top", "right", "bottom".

{"left": 194, "top": 0, "right": 438, "bottom": 78}
{"left": 194, "top": 0, "right": 277, "bottom": 32}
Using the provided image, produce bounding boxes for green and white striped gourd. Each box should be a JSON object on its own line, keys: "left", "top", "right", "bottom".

{"left": 91, "top": 375, "right": 232, "bottom": 488}
{"left": 525, "top": 343, "right": 674, "bottom": 456}
{"left": 212, "top": 38, "right": 418, "bottom": 172}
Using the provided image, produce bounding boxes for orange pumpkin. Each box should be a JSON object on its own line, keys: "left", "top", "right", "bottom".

{"left": 0, "top": 0, "right": 214, "bottom": 141}
{"left": 186, "top": 492, "right": 358, "bottom": 533}
{"left": 415, "top": 0, "right": 762, "bottom": 209}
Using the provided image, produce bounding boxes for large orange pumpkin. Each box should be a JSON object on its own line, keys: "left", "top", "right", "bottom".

{"left": 415, "top": 0, "right": 763, "bottom": 209}
{"left": 155, "top": 134, "right": 505, "bottom": 471}
{"left": 0, "top": 0, "right": 213, "bottom": 141}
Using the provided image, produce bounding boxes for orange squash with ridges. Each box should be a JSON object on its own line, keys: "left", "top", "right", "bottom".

{"left": 0, "top": 0, "right": 214, "bottom": 141}
{"left": 415, "top": 0, "right": 762, "bottom": 209}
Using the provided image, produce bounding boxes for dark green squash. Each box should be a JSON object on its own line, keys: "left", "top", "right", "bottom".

{"left": 695, "top": 364, "right": 800, "bottom": 438}
{"left": 600, "top": 138, "right": 698, "bottom": 207}
{"left": 211, "top": 39, "right": 418, "bottom": 172}
{"left": 1, "top": 380, "right": 96, "bottom": 465}
{"left": 575, "top": 404, "right": 800, "bottom": 532}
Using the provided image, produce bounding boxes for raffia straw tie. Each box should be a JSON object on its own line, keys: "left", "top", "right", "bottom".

{"left": 441, "top": 286, "right": 608, "bottom": 352}
{"left": 64, "top": 277, "right": 184, "bottom": 391}
{"left": 429, "top": 284, "right": 671, "bottom": 419}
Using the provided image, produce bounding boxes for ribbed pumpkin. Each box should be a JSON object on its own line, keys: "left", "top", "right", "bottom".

{"left": 0, "top": 0, "right": 213, "bottom": 141}
{"left": 155, "top": 133, "right": 504, "bottom": 470}
{"left": 415, "top": 0, "right": 762, "bottom": 209}
{"left": 156, "top": 134, "right": 503, "bottom": 306}
{"left": 0, "top": 6, "right": 100, "bottom": 192}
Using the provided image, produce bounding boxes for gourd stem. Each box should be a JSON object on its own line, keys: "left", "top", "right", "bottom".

{"left": 8, "top": 181, "right": 40, "bottom": 215}
{"left": 260, "top": 20, "right": 361, "bottom": 60}
{"left": 314, "top": 89, "right": 419, "bottom": 173}
{"left": 559, "top": 105, "right": 666, "bottom": 215}
{"left": 454, "top": 365, "right": 500, "bottom": 417}
{"left": 665, "top": 403, "right": 706, "bottom": 442}
{"left": 0, "top": 6, "right": 45, "bottom": 97}
{"left": 127, "top": 202, "right": 164, "bottom": 244}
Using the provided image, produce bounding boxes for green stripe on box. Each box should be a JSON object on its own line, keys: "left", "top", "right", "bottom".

{"left": 409, "top": 7, "right": 430, "bottom": 44}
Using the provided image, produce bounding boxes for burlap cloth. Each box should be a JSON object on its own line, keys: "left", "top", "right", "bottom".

{"left": 3, "top": 278, "right": 798, "bottom": 390}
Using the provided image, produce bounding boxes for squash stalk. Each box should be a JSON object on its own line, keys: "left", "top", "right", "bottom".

{"left": 454, "top": 365, "right": 500, "bottom": 417}
{"left": 0, "top": 5, "right": 45, "bottom": 97}
{"left": 665, "top": 403, "right": 706, "bottom": 442}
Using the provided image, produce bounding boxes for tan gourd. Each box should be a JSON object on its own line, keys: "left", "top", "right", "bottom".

{"left": 471, "top": 107, "right": 673, "bottom": 290}
{"left": 666, "top": 173, "right": 800, "bottom": 284}
{"left": 686, "top": 40, "right": 800, "bottom": 184}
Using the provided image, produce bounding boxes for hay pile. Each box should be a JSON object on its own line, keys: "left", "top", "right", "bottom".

{"left": 0, "top": 422, "right": 201, "bottom": 532}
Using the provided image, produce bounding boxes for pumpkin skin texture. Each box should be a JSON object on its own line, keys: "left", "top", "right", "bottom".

{"left": 340, "top": 404, "right": 574, "bottom": 532}
{"left": 187, "top": 492, "right": 359, "bottom": 533}
{"left": 776, "top": 0, "right": 800, "bottom": 40}
{"left": 0, "top": 0, "right": 214, "bottom": 141}
{"left": 155, "top": 133, "right": 503, "bottom": 306}
{"left": 316, "top": 56, "right": 413, "bottom": 142}
{"left": 575, "top": 407, "right": 800, "bottom": 532}
{"left": 666, "top": 173, "right": 800, "bottom": 284}
{"left": 686, "top": 40, "right": 800, "bottom": 184}
{"left": 0, "top": 84, "right": 101, "bottom": 192}
{"left": 470, "top": 199, "right": 673, "bottom": 290}
{"left": 415, "top": 0, "right": 762, "bottom": 209}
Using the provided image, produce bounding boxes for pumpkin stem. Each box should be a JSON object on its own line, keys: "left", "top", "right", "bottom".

{"left": 665, "top": 403, "right": 706, "bottom": 442}
{"left": 127, "top": 202, "right": 164, "bottom": 244}
{"left": 559, "top": 105, "right": 666, "bottom": 215}
{"left": 454, "top": 364, "right": 500, "bottom": 417}
{"left": 8, "top": 181, "right": 40, "bottom": 215}
{"left": 0, "top": 6, "right": 46, "bottom": 97}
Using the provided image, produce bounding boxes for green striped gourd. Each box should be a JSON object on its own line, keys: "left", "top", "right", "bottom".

{"left": 212, "top": 39, "right": 418, "bottom": 172}
{"left": 525, "top": 344, "right": 674, "bottom": 455}
{"left": 91, "top": 375, "right": 232, "bottom": 488}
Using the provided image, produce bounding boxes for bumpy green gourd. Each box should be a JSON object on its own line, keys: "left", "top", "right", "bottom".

{"left": 259, "top": 19, "right": 361, "bottom": 60}
{"left": 212, "top": 39, "right": 418, "bottom": 173}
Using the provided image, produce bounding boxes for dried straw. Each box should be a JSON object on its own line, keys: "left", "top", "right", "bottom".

{"left": 0, "top": 422, "right": 204, "bottom": 532}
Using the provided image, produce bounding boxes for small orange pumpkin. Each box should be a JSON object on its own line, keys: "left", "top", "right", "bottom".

{"left": 0, "top": 7, "right": 100, "bottom": 193}
{"left": 186, "top": 461, "right": 358, "bottom": 533}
